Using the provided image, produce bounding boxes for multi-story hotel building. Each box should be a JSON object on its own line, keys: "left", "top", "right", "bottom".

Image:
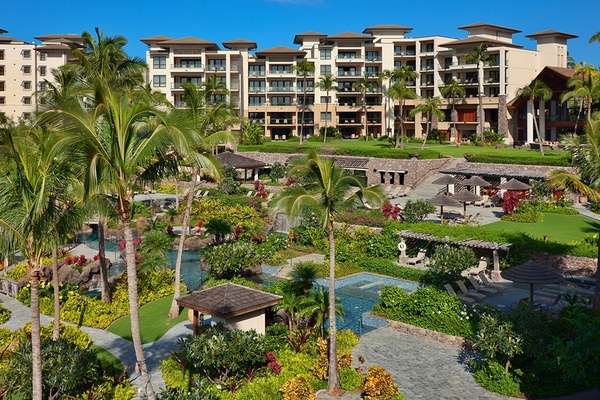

{"left": 0, "top": 29, "right": 82, "bottom": 121}
{"left": 143, "top": 22, "right": 577, "bottom": 144}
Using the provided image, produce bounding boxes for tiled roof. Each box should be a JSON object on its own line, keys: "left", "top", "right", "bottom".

{"left": 526, "top": 30, "right": 578, "bottom": 40}
{"left": 140, "top": 35, "right": 174, "bottom": 45}
{"left": 34, "top": 44, "right": 71, "bottom": 51}
{"left": 217, "top": 152, "right": 267, "bottom": 169}
{"left": 222, "top": 38, "right": 258, "bottom": 50}
{"left": 176, "top": 283, "right": 282, "bottom": 319}
{"left": 458, "top": 22, "right": 521, "bottom": 34}
{"left": 326, "top": 32, "right": 374, "bottom": 40}
{"left": 255, "top": 46, "right": 306, "bottom": 57}
{"left": 439, "top": 36, "right": 522, "bottom": 49}
{"left": 34, "top": 33, "right": 82, "bottom": 41}
{"left": 363, "top": 25, "right": 413, "bottom": 34}
{"left": 293, "top": 31, "right": 327, "bottom": 44}
{"left": 157, "top": 36, "right": 220, "bottom": 50}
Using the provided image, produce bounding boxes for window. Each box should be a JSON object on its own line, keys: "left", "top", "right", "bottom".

{"left": 23, "top": 65, "right": 31, "bottom": 74}
{"left": 249, "top": 65, "right": 265, "bottom": 76}
{"left": 22, "top": 112, "right": 31, "bottom": 119}
{"left": 394, "top": 61, "right": 401, "bottom": 69}
{"left": 366, "top": 51, "right": 379, "bottom": 61}
{"left": 366, "top": 67, "right": 379, "bottom": 76}
{"left": 320, "top": 49, "right": 331, "bottom": 60}
{"left": 0, "top": 97, "right": 4, "bottom": 104}
{"left": 39, "top": 52, "right": 46, "bottom": 61}
{"left": 0, "top": 50, "right": 4, "bottom": 60}
{"left": 271, "top": 96, "right": 291, "bottom": 105}
{"left": 23, "top": 50, "right": 31, "bottom": 59}
{"left": 249, "top": 81, "right": 266, "bottom": 92}
{"left": 338, "top": 52, "right": 356, "bottom": 59}
{"left": 39, "top": 81, "right": 46, "bottom": 90}
{"left": 320, "top": 96, "right": 331, "bottom": 104}
{"left": 23, "top": 97, "right": 31, "bottom": 105}
{"left": 208, "top": 59, "right": 226, "bottom": 70}
{"left": 0, "top": 66, "right": 4, "bottom": 75}
{"left": 153, "top": 75, "right": 166, "bottom": 87}
{"left": 39, "top": 66, "right": 46, "bottom": 76}
{"left": 270, "top": 65, "right": 291, "bottom": 74}
{"left": 180, "top": 59, "right": 202, "bottom": 68}
{"left": 153, "top": 56, "right": 166, "bottom": 69}
{"left": 320, "top": 112, "right": 332, "bottom": 122}
{"left": 180, "top": 77, "right": 202, "bottom": 86}
{"left": 297, "top": 96, "right": 314, "bottom": 106}
{"left": 0, "top": 81, "right": 4, "bottom": 91}
{"left": 249, "top": 96, "right": 265, "bottom": 106}
{"left": 23, "top": 81, "right": 31, "bottom": 90}
{"left": 394, "top": 46, "right": 402, "bottom": 56}
{"left": 320, "top": 65, "right": 331, "bottom": 75}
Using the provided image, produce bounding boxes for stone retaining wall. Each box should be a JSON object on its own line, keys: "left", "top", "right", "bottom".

{"left": 386, "top": 319, "right": 467, "bottom": 348}
{"left": 526, "top": 251, "right": 597, "bottom": 277}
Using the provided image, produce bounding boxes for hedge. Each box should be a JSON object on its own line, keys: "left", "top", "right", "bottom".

{"left": 464, "top": 152, "right": 571, "bottom": 167}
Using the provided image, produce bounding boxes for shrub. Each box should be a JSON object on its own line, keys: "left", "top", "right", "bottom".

{"left": 7, "top": 262, "right": 27, "bottom": 280}
{"left": 280, "top": 374, "right": 315, "bottom": 400}
{"left": 363, "top": 365, "right": 404, "bottom": 400}
{"left": 157, "top": 386, "right": 220, "bottom": 400}
{"left": 205, "top": 241, "right": 262, "bottom": 279}
{"left": 269, "top": 162, "right": 287, "bottom": 182}
{"left": 161, "top": 356, "right": 190, "bottom": 389}
{"left": 357, "top": 257, "right": 428, "bottom": 282}
{"left": 402, "top": 200, "right": 436, "bottom": 223}
{"left": 0, "top": 304, "right": 10, "bottom": 324}
{"left": 336, "top": 208, "right": 390, "bottom": 228}
{"left": 463, "top": 152, "right": 570, "bottom": 166}
{"left": 427, "top": 244, "right": 477, "bottom": 284}
{"left": 473, "top": 361, "right": 522, "bottom": 397}
{"left": 340, "top": 367, "right": 364, "bottom": 391}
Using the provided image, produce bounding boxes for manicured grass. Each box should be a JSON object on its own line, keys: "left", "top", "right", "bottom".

{"left": 485, "top": 213, "right": 600, "bottom": 243}
{"left": 92, "top": 344, "right": 125, "bottom": 375}
{"left": 107, "top": 296, "right": 188, "bottom": 344}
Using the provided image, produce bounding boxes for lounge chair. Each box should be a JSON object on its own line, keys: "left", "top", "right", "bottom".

{"left": 388, "top": 187, "right": 402, "bottom": 199}
{"left": 466, "top": 257, "right": 487, "bottom": 276}
{"left": 455, "top": 280, "right": 487, "bottom": 300}
{"left": 202, "top": 190, "right": 209, "bottom": 198}
{"left": 478, "top": 272, "right": 506, "bottom": 291}
{"left": 265, "top": 192, "right": 274, "bottom": 201}
{"left": 195, "top": 189, "right": 205, "bottom": 198}
{"left": 444, "top": 284, "right": 476, "bottom": 304}
{"left": 398, "top": 187, "right": 411, "bottom": 198}
{"left": 407, "top": 249, "right": 427, "bottom": 265}
{"left": 246, "top": 190, "right": 254, "bottom": 197}
{"left": 473, "top": 195, "right": 489, "bottom": 207}
{"left": 468, "top": 276, "right": 498, "bottom": 294}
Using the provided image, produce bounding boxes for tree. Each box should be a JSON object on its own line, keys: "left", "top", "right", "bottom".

{"left": 441, "top": 80, "right": 465, "bottom": 141}
{"left": 547, "top": 117, "right": 600, "bottom": 308}
{"left": 354, "top": 73, "right": 377, "bottom": 141}
{"left": 271, "top": 149, "right": 385, "bottom": 394}
{"left": 380, "top": 68, "right": 418, "bottom": 143}
{"left": 516, "top": 79, "right": 552, "bottom": 156}
{"left": 465, "top": 44, "right": 496, "bottom": 143}
{"left": 290, "top": 261, "right": 319, "bottom": 293}
{"left": 292, "top": 61, "right": 315, "bottom": 145}
{"left": 299, "top": 286, "right": 345, "bottom": 338}
{"left": 561, "top": 64, "right": 599, "bottom": 131}
{"left": 0, "top": 124, "right": 82, "bottom": 400}
{"left": 386, "top": 81, "right": 417, "bottom": 149}
{"left": 590, "top": 31, "right": 600, "bottom": 44}
{"left": 410, "top": 97, "right": 444, "bottom": 150}
{"left": 317, "top": 73, "right": 337, "bottom": 146}
{"left": 201, "top": 74, "right": 229, "bottom": 106}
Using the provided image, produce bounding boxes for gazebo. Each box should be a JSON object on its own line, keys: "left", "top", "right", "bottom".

{"left": 216, "top": 152, "right": 267, "bottom": 181}
{"left": 176, "top": 283, "right": 282, "bottom": 335}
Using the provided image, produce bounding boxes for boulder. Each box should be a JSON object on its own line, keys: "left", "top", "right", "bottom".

{"left": 183, "top": 236, "right": 211, "bottom": 251}
{"left": 136, "top": 217, "right": 150, "bottom": 231}
{"left": 79, "top": 260, "right": 101, "bottom": 283}
{"left": 106, "top": 228, "right": 124, "bottom": 241}
{"left": 57, "top": 264, "right": 81, "bottom": 285}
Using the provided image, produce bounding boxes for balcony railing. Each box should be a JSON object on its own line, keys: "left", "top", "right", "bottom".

{"left": 338, "top": 87, "right": 358, "bottom": 92}
{"left": 299, "top": 119, "right": 315, "bottom": 124}
{"left": 338, "top": 71, "right": 360, "bottom": 77}
{"left": 249, "top": 118, "right": 265, "bottom": 124}
{"left": 337, "top": 118, "right": 360, "bottom": 124}
{"left": 366, "top": 56, "right": 382, "bottom": 62}
{"left": 249, "top": 87, "right": 266, "bottom": 93}
{"left": 268, "top": 70, "right": 293, "bottom": 75}
{"left": 270, "top": 118, "right": 295, "bottom": 124}
{"left": 270, "top": 101, "right": 293, "bottom": 106}
{"left": 405, "top": 50, "right": 416, "bottom": 56}
{"left": 207, "top": 65, "right": 227, "bottom": 71}
{"left": 231, "top": 65, "right": 239, "bottom": 72}
{"left": 269, "top": 87, "right": 294, "bottom": 93}
{"left": 248, "top": 71, "right": 266, "bottom": 77}
{"left": 230, "top": 83, "right": 239, "bottom": 90}
{"left": 420, "top": 65, "right": 435, "bottom": 71}
{"left": 172, "top": 63, "right": 203, "bottom": 69}
{"left": 296, "top": 87, "right": 315, "bottom": 93}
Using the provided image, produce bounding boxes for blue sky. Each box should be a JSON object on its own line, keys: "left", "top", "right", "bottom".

{"left": 3, "top": 0, "right": 600, "bottom": 66}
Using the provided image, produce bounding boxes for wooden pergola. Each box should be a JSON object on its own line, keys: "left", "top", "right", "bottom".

{"left": 395, "top": 230, "right": 513, "bottom": 280}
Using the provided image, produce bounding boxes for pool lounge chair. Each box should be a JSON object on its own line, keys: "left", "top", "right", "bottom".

{"left": 466, "top": 257, "right": 487, "bottom": 276}
{"left": 388, "top": 187, "right": 402, "bottom": 199}
{"left": 407, "top": 249, "right": 427, "bottom": 265}
{"left": 468, "top": 276, "right": 498, "bottom": 294}
{"left": 478, "top": 272, "right": 507, "bottom": 291}
{"left": 444, "top": 284, "right": 476, "bottom": 304}
{"left": 398, "top": 187, "right": 411, "bottom": 198}
{"left": 455, "top": 280, "right": 487, "bottom": 300}
{"left": 474, "top": 195, "right": 489, "bottom": 207}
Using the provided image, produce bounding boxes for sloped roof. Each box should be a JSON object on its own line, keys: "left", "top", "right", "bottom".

{"left": 439, "top": 36, "right": 522, "bottom": 49}
{"left": 34, "top": 33, "right": 82, "bottom": 42}
{"left": 362, "top": 25, "right": 413, "bottom": 34}
{"left": 216, "top": 152, "right": 266, "bottom": 169}
{"left": 293, "top": 31, "right": 327, "bottom": 44}
{"left": 157, "top": 36, "right": 220, "bottom": 50}
{"left": 0, "top": 36, "right": 27, "bottom": 43}
{"left": 140, "top": 35, "right": 174, "bottom": 46}
{"left": 34, "top": 44, "right": 71, "bottom": 51}
{"left": 507, "top": 66, "right": 575, "bottom": 108}
{"left": 222, "top": 38, "right": 257, "bottom": 50}
{"left": 255, "top": 46, "right": 306, "bottom": 57}
{"left": 325, "top": 32, "right": 375, "bottom": 42}
{"left": 176, "top": 283, "right": 282, "bottom": 319}
{"left": 526, "top": 30, "right": 578, "bottom": 40}
{"left": 459, "top": 22, "right": 521, "bottom": 34}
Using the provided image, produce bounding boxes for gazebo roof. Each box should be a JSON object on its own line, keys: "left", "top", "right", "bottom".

{"left": 440, "top": 167, "right": 547, "bottom": 180}
{"left": 176, "top": 283, "right": 282, "bottom": 319}
{"left": 216, "top": 152, "right": 266, "bottom": 169}
{"left": 501, "top": 260, "right": 564, "bottom": 284}
{"left": 395, "top": 230, "right": 513, "bottom": 251}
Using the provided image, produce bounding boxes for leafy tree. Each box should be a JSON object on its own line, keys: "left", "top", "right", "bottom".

{"left": 273, "top": 292, "right": 302, "bottom": 330}
{"left": 441, "top": 80, "right": 465, "bottom": 141}
{"left": 354, "top": 73, "right": 377, "bottom": 141}
{"left": 292, "top": 61, "right": 315, "bottom": 145}
{"left": 428, "top": 244, "right": 478, "bottom": 283}
{"left": 269, "top": 162, "right": 286, "bottom": 183}
{"left": 410, "top": 97, "right": 444, "bottom": 150}
{"left": 201, "top": 74, "right": 229, "bottom": 106}
{"left": 271, "top": 149, "right": 385, "bottom": 395}
{"left": 561, "top": 65, "right": 600, "bottom": 129}
{"left": 386, "top": 81, "right": 417, "bottom": 149}
{"left": 240, "top": 120, "right": 265, "bottom": 145}
{"left": 465, "top": 44, "right": 496, "bottom": 143}
{"left": 204, "top": 219, "right": 233, "bottom": 245}
{"left": 590, "top": 31, "right": 600, "bottom": 45}
{"left": 317, "top": 73, "right": 338, "bottom": 146}
{"left": 473, "top": 314, "right": 523, "bottom": 375}
{"left": 401, "top": 199, "right": 435, "bottom": 223}
{"left": 516, "top": 79, "right": 552, "bottom": 156}
{"left": 379, "top": 67, "right": 418, "bottom": 145}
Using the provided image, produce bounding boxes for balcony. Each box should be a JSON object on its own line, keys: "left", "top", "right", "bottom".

{"left": 299, "top": 119, "right": 315, "bottom": 124}
{"left": 338, "top": 87, "right": 357, "bottom": 93}
{"left": 207, "top": 65, "right": 227, "bottom": 72}
{"left": 270, "top": 101, "right": 293, "bottom": 106}
{"left": 230, "top": 83, "right": 239, "bottom": 90}
{"left": 250, "top": 118, "right": 265, "bottom": 124}
{"left": 365, "top": 56, "right": 382, "bottom": 62}
{"left": 296, "top": 87, "right": 315, "bottom": 93}
{"left": 420, "top": 65, "right": 435, "bottom": 71}
{"left": 268, "top": 70, "right": 294, "bottom": 77}
{"left": 174, "top": 101, "right": 187, "bottom": 108}
{"left": 367, "top": 119, "right": 382, "bottom": 124}
{"left": 338, "top": 71, "right": 360, "bottom": 77}
{"left": 405, "top": 50, "right": 416, "bottom": 56}
{"left": 231, "top": 65, "right": 239, "bottom": 72}
{"left": 172, "top": 63, "right": 203, "bottom": 69}
{"left": 338, "top": 102, "right": 358, "bottom": 107}
{"left": 269, "top": 87, "right": 294, "bottom": 93}
{"left": 248, "top": 71, "right": 266, "bottom": 77}
{"left": 269, "top": 118, "right": 295, "bottom": 124}
{"left": 249, "top": 87, "right": 266, "bottom": 93}
{"left": 337, "top": 55, "right": 363, "bottom": 62}
{"left": 337, "top": 118, "right": 360, "bottom": 124}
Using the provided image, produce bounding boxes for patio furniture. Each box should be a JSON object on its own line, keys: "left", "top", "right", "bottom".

{"left": 501, "top": 260, "right": 564, "bottom": 304}
{"left": 388, "top": 187, "right": 402, "bottom": 199}
{"left": 246, "top": 190, "right": 254, "bottom": 197}
{"left": 468, "top": 276, "right": 498, "bottom": 295}
{"left": 407, "top": 249, "right": 427, "bottom": 265}
{"left": 473, "top": 195, "right": 489, "bottom": 206}
{"left": 398, "top": 187, "right": 411, "bottom": 198}
{"left": 444, "top": 284, "right": 476, "bottom": 304}
{"left": 265, "top": 192, "right": 274, "bottom": 201}
{"left": 478, "top": 272, "right": 506, "bottom": 291}
{"left": 455, "top": 280, "right": 487, "bottom": 300}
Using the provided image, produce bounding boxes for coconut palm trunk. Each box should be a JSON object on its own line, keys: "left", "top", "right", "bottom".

{"left": 52, "top": 245, "right": 60, "bottom": 340}
{"left": 532, "top": 107, "right": 545, "bottom": 156}
{"left": 326, "top": 221, "right": 340, "bottom": 394}
{"left": 98, "top": 217, "right": 111, "bottom": 303}
{"left": 30, "top": 270, "right": 43, "bottom": 400}
{"left": 323, "top": 93, "right": 330, "bottom": 147}
{"left": 169, "top": 167, "right": 198, "bottom": 318}
{"left": 477, "top": 62, "right": 485, "bottom": 143}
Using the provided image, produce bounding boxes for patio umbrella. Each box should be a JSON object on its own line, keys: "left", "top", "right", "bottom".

{"left": 500, "top": 260, "right": 564, "bottom": 304}
{"left": 432, "top": 175, "right": 460, "bottom": 194}
{"left": 499, "top": 178, "right": 530, "bottom": 191}
{"left": 426, "top": 193, "right": 462, "bottom": 223}
{"left": 462, "top": 176, "right": 491, "bottom": 190}
{"left": 452, "top": 190, "right": 483, "bottom": 218}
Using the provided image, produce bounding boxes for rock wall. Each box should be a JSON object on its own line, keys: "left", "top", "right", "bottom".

{"left": 526, "top": 251, "right": 597, "bottom": 277}
{"left": 386, "top": 319, "right": 467, "bottom": 348}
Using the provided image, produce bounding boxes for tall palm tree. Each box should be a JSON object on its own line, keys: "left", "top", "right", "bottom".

{"left": 354, "top": 73, "right": 377, "bottom": 141}
{"left": 292, "top": 61, "right": 315, "bottom": 145}
{"left": 317, "top": 73, "right": 337, "bottom": 146}
{"left": 410, "top": 97, "right": 445, "bottom": 150}
{"left": 201, "top": 74, "right": 229, "bottom": 106}
{"left": 299, "top": 286, "right": 345, "bottom": 339}
{"left": 465, "top": 44, "right": 496, "bottom": 143}
{"left": 516, "top": 79, "right": 552, "bottom": 156}
{"left": 0, "top": 124, "right": 82, "bottom": 400}
{"left": 386, "top": 81, "right": 417, "bottom": 149}
{"left": 271, "top": 150, "right": 385, "bottom": 395}
{"left": 44, "top": 89, "right": 201, "bottom": 400}
{"left": 547, "top": 117, "right": 600, "bottom": 309}
{"left": 379, "top": 67, "right": 418, "bottom": 140}
{"left": 441, "top": 80, "right": 466, "bottom": 141}
{"left": 561, "top": 64, "right": 599, "bottom": 131}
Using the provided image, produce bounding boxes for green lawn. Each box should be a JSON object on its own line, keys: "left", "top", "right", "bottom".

{"left": 107, "top": 296, "right": 188, "bottom": 344}
{"left": 92, "top": 345, "right": 125, "bottom": 375}
{"left": 485, "top": 213, "right": 600, "bottom": 243}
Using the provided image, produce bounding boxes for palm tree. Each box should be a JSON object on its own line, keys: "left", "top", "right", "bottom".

{"left": 201, "top": 74, "right": 229, "bottom": 106}
{"left": 0, "top": 124, "right": 82, "bottom": 400}
{"left": 561, "top": 64, "right": 599, "bottom": 131}
{"left": 379, "top": 68, "right": 418, "bottom": 140}
{"left": 590, "top": 31, "right": 600, "bottom": 45}
{"left": 299, "top": 286, "right": 345, "bottom": 339}
{"left": 386, "top": 81, "right": 417, "bottom": 149}
{"left": 410, "top": 97, "right": 445, "bottom": 150}
{"left": 516, "top": 79, "right": 552, "bottom": 156}
{"left": 273, "top": 292, "right": 301, "bottom": 330}
{"left": 354, "top": 73, "right": 377, "bottom": 141}
{"left": 547, "top": 117, "right": 600, "bottom": 309}
{"left": 292, "top": 61, "right": 315, "bottom": 145}
{"left": 317, "top": 74, "right": 337, "bottom": 146}
{"left": 441, "top": 80, "right": 466, "bottom": 141}
{"left": 465, "top": 44, "right": 496, "bottom": 143}
{"left": 290, "top": 261, "right": 319, "bottom": 293}
{"left": 271, "top": 149, "right": 385, "bottom": 395}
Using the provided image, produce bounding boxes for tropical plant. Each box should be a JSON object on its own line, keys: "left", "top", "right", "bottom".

{"left": 473, "top": 314, "right": 523, "bottom": 375}
{"left": 299, "top": 286, "right": 345, "bottom": 338}
{"left": 409, "top": 97, "right": 444, "bottom": 150}
{"left": 379, "top": 67, "right": 418, "bottom": 144}
{"left": 516, "top": 79, "right": 552, "bottom": 155}
{"left": 317, "top": 73, "right": 338, "bottom": 146}
{"left": 269, "top": 162, "right": 287, "bottom": 183}
{"left": 290, "top": 261, "right": 319, "bottom": 293}
{"left": 428, "top": 244, "right": 478, "bottom": 283}
{"left": 271, "top": 149, "right": 385, "bottom": 394}
{"left": 386, "top": 81, "right": 417, "bottom": 149}
{"left": 401, "top": 199, "right": 436, "bottom": 223}
{"left": 201, "top": 74, "right": 229, "bottom": 106}
{"left": 292, "top": 61, "right": 315, "bottom": 145}
{"left": 560, "top": 63, "right": 599, "bottom": 132}
{"left": 441, "top": 80, "right": 465, "bottom": 140}
{"left": 465, "top": 44, "right": 496, "bottom": 142}
{"left": 354, "top": 73, "right": 377, "bottom": 141}
{"left": 240, "top": 120, "right": 265, "bottom": 145}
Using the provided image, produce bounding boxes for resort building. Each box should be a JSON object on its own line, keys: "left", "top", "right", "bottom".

{"left": 142, "top": 22, "right": 577, "bottom": 144}
{"left": 0, "top": 29, "right": 82, "bottom": 121}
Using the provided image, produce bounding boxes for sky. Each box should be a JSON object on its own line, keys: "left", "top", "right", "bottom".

{"left": 3, "top": 0, "right": 600, "bottom": 66}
